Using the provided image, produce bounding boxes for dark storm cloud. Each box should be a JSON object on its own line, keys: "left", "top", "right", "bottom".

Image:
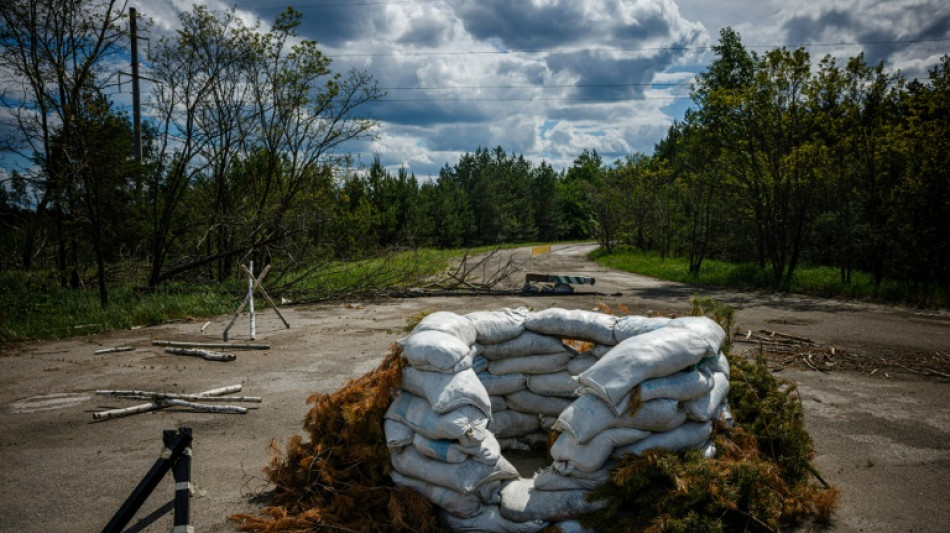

{"left": 394, "top": 13, "right": 453, "bottom": 46}
{"left": 231, "top": 1, "right": 376, "bottom": 46}
{"left": 781, "top": 2, "right": 950, "bottom": 67}
{"left": 783, "top": 8, "right": 854, "bottom": 45}
{"left": 546, "top": 49, "right": 677, "bottom": 99}
{"left": 364, "top": 99, "right": 488, "bottom": 127}
{"left": 445, "top": 1, "right": 593, "bottom": 50}
{"left": 611, "top": 11, "right": 673, "bottom": 42}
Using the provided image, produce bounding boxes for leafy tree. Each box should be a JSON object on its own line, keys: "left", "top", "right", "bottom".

{"left": 0, "top": 0, "right": 128, "bottom": 274}
{"left": 146, "top": 6, "right": 382, "bottom": 286}
{"left": 888, "top": 56, "right": 950, "bottom": 293}
{"left": 46, "top": 90, "right": 139, "bottom": 305}
{"left": 567, "top": 150, "right": 608, "bottom": 248}
{"left": 532, "top": 161, "right": 563, "bottom": 241}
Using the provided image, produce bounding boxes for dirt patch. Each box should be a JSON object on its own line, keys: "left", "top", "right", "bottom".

{"left": 734, "top": 329, "right": 950, "bottom": 378}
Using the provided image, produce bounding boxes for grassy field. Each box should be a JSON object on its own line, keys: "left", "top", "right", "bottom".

{"left": 0, "top": 248, "right": 460, "bottom": 345}
{"left": 590, "top": 247, "right": 947, "bottom": 307}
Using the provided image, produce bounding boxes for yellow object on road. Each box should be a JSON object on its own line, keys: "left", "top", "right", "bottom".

{"left": 531, "top": 244, "right": 552, "bottom": 256}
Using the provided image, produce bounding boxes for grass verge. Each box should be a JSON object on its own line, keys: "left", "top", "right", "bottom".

{"left": 0, "top": 271, "right": 240, "bottom": 345}
{"left": 590, "top": 247, "right": 947, "bottom": 307}
{"left": 0, "top": 247, "right": 468, "bottom": 345}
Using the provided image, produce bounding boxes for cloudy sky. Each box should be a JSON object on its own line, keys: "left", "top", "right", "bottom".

{"left": 72, "top": 0, "right": 950, "bottom": 178}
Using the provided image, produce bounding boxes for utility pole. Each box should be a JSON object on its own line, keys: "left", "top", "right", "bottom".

{"left": 130, "top": 7, "right": 142, "bottom": 161}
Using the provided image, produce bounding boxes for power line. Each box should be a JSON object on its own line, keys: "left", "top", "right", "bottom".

{"left": 330, "top": 37, "right": 950, "bottom": 57}
{"left": 381, "top": 82, "right": 692, "bottom": 90}
{"left": 372, "top": 96, "right": 692, "bottom": 102}
{"left": 254, "top": 0, "right": 444, "bottom": 10}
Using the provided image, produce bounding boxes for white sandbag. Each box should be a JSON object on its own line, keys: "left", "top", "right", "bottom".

{"left": 533, "top": 466, "right": 610, "bottom": 491}
{"left": 499, "top": 478, "right": 609, "bottom": 523}
{"left": 550, "top": 520, "right": 598, "bottom": 533}
{"left": 472, "top": 354, "right": 490, "bottom": 373}
{"left": 489, "top": 409, "right": 540, "bottom": 438}
{"left": 412, "top": 434, "right": 466, "bottom": 464}
{"left": 700, "top": 439, "right": 717, "bottom": 458}
{"left": 402, "top": 330, "right": 475, "bottom": 373}
{"left": 400, "top": 367, "right": 492, "bottom": 418}
{"left": 489, "top": 352, "right": 571, "bottom": 375}
{"left": 669, "top": 316, "right": 727, "bottom": 345}
{"left": 683, "top": 371, "right": 729, "bottom": 421}
{"left": 550, "top": 427, "right": 650, "bottom": 473}
{"left": 441, "top": 506, "right": 547, "bottom": 533}
{"left": 552, "top": 459, "right": 617, "bottom": 478}
{"left": 637, "top": 369, "right": 714, "bottom": 403}
{"left": 525, "top": 308, "right": 618, "bottom": 346}
{"left": 539, "top": 416, "right": 558, "bottom": 431}
{"left": 567, "top": 354, "right": 598, "bottom": 376}
{"left": 384, "top": 419, "right": 415, "bottom": 450}
{"left": 413, "top": 432, "right": 502, "bottom": 465}
{"left": 478, "top": 372, "right": 527, "bottom": 396}
{"left": 412, "top": 311, "right": 477, "bottom": 346}
{"left": 527, "top": 371, "right": 580, "bottom": 398}
{"left": 481, "top": 331, "right": 570, "bottom": 360}
{"left": 390, "top": 446, "right": 518, "bottom": 498}
{"left": 579, "top": 322, "right": 723, "bottom": 414}
{"left": 555, "top": 394, "right": 684, "bottom": 443}
{"left": 506, "top": 389, "right": 573, "bottom": 418}
{"left": 465, "top": 308, "right": 529, "bottom": 345}
{"left": 612, "top": 315, "right": 672, "bottom": 342}
{"left": 391, "top": 471, "right": 484, "bottom": 518}
{"left": 627, "top": 400, "right": 687, "bottom": 432}
{"left": 490, "top": 395, "right": 508, "bottom": 412}
{"left": 615, "top": 421, "right": 713, "bottom": 456}
{"left": 385, "top": 392, "right": 488, "bottom": 447}
{"left": 704, "top": 350, "right": 731, "bottom": 378}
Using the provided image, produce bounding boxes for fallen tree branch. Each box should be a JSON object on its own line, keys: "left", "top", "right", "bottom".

{"left": 152, "top": 340, "right": 269, "bottom": 350}
{"left": 161, "top": 399, "right": 247, "bottom": 414}
{"left": 95, "top": 346, "right": 135, "bottom": 354}
{"left": 759, "top": 329, "right": 814, "bottom": 344}
{"left": 97, "top": 391, "right": 261, "bottom": 403}
{"left": 92, "top": 385, "right": 243, "bottom": 421}
{"left": 164, "top": 347, "right": 236, "bottom": 362}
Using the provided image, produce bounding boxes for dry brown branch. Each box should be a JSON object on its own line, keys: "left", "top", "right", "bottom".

{"left": 426, "top": 248, "right": 523, "bottom": 292}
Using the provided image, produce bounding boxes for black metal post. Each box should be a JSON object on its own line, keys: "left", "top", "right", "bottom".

{"left": 129, "top": 7, "right": 142, "bottom": 162}
{"left": 101, "top": 429, "right": 193, "bottom": 533}
{"left": 172, "top": 427, "right": 192, "bottom": 532}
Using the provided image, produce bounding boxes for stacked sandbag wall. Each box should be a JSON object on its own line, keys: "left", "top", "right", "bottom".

{"left": 385, "top": 307, "right": 732, "bottom": 532}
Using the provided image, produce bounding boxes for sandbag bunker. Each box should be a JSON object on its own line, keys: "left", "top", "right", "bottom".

{"left": 385, "top": 307, "right": 732, "bottom": 532}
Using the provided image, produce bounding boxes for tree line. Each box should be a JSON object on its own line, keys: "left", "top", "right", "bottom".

{"left": 631, "top": 29, "right": 949, "bottom": 295}
{"left": 2, "top": 1, "right": 947, "bottom": 306}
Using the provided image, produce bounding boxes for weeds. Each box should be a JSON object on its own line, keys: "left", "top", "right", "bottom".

{"left": 0, "top": 248, "right": 456, "bottom": 345}
{"left": 0, "top": 272, "right": 238, "bottom": 345}
{"left": 230, "top": 346, "right": 451, "bottom": 533}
